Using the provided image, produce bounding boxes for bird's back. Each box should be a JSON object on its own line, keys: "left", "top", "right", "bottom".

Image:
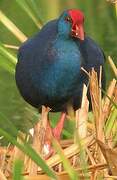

{"left": 71, "top": 36, "right": 106, "bottom": 110}
{"left": 79, "top": 36, "right": 106, "bottom": 89}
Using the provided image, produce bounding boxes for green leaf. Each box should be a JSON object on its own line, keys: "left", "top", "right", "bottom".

{"left": 0, "top": 56, "right": 15, "bottom": 74}
{"left": 0, "top": 43, "right": 16, "bottom": 74}
{"left": 13, "top": 160, "right": 24, "bottom": 180}
{"left": 16, "top": 0, "right": 43, "bottom": 29}
{"left": 74, "top": 133, "right": 89, "bottom": 179}
{"left": 116, "top": 3, "right": 117, "bottom": 16}
{"left": 53, "top": 138, "right": 79, "bottom": 180}
{"left": 0, "top": 112, "right": 18, "bottom": 137}
{"left": 101, "top": 88, "right": 117, "bottom": 109}
{"left": 105, "top": 106, "right": 117, "bottom": 136}
{"left": 0, "top": 10, "right": 27, "bottom": 42}
{"left": 0, "top": 43, "right": 17, "bottom": 65}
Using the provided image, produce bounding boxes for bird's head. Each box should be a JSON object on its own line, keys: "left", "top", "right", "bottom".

{"left": 58, "top": 9, "right": 85, "bottom": 40}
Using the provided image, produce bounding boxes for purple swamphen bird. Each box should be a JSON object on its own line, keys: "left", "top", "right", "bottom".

{"left": 15, "top": 9, "right": 105, "bottom": 155}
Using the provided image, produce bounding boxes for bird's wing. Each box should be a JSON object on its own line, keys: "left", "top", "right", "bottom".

{"left": 17, "top": 19, "right": 58, "bottom": 63}
{"left": 74, "top": 36, "right": 106, "bottom": 90}
{"left": 78, "top": 36, "right": 105, "bottom": 70}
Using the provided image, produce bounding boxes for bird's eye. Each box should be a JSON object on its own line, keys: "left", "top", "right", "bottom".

{"left": 65, "top": 16, "right": 72, "bottom": 23}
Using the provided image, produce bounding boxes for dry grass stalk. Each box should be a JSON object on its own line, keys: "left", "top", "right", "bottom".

{"left": 3, "top": 133, "right": 26, "bottom": 178}
{"left": 0, "top": 147, "right": 7, "bottom": 172}
{"left": 114, "top": 85, "right": 117, "bottom": 103}
{"left": 108, "top": 56, "right": 117, "bottom": 77}
{"left": 86, "top": 148, "right": 96, "bottom": 165}
{"left": 89, "top": 68, "right": 106, "bottom": 166}
{"left": 33, "top": 106, "right": 50, "bottom": 154}
{"left": 59, "top": 162, "right": 107, "bottom": 176}
{"left": 87, "top": 122, "right": 95, "bottom": 133}
{"left": 67, "top": 103, "right": 75, "bottom": 119}
{"left": 89, "top": 68, "right": 104, "bottom": 142}
{"left": 60, "top": 139, "right": 73, "bottom": 148}
{"left": 89, "top": 69, "right": 99, "bottom": 135}
{"left": 37, "top": 135, "right": 94, "bottom": 172}
{"left": 13, "top": 132, "right": 26, "bottom": 162}
{"left": 75, "top": 84, "right": 89, "bottom": 139}
{"left": 0, "top": 169, "right": 7, "bottom": 180}
{"left": 102, "top": 79, "right": 116, "bottom": 122}
{"left": 107, "top": 0, "right": 117, "bottom": 4}
{"left": 29, "top": 106, "right": 50, "bottom": 175}
{"left": 3, "top": 44, "right": 19, "bottom": 50}
{"left": 104, "top": 175, "right": 117, "bottom": 179}
{"left": 81, "top": 67, "right": 89, "bottom": 77}
{"left": 0, "top": 145, "right": 14, "bottom": 179}
{"left": 90, "top": 170, "right": 98, "bottom": 180}
{"left": 1, "top": 64, "right": 117, "bottom": 179}
{"left": 103, "top": 79, "right": 117, "bottom": 147}
{"left": 26, "top": 173, "right": 90, "bottom": 180}
{"left": 97, "top": 140, "right": 117, "bottom": 175}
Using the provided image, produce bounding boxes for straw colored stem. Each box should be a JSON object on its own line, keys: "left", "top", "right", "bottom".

{"left": 38, "top": 135, "right": 94, "bottom": 172}
{"left": 13, "top": 132, "right": 26, "bottom": 162}
{"left": 59, "top": 163, "right": 107, "bottom": 175}
{"left": 104, "top": 175, "right": 117, "bottom": 179}
{"left": 89, "top": 69, "right": 104, "bottom": 142}
{"left": 29, "top": 106, "right": 50, "bottom": 175}
{"left": 3, "top": 44, "right": 19, "bottom": 50}
{"left": 108, "top": 56, "right": 117, "bottom": 77}
{"left": 102, "top": 79, "right": 116, "bottom": 121}
{"left": 60, "top": 139, "right": 73, "bottom": 148}
{"left": 75, "top": 84, "right": 89, "bottom": 139}
{"left": 0, "top": 169, "right": 7, "bottom": 180}
{"left": 86, "top": 148, "right": 96, "bottom": 165}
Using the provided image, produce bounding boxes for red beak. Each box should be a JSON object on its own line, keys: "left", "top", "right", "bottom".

{"left": 71, "top": 24, "right": 84, "bottom": 41}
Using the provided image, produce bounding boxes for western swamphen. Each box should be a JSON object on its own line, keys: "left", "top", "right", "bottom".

{"left": 15, "top": 9, "right": 105, "bottom": 155}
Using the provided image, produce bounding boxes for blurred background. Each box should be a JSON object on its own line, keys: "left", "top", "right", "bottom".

{"left": 0, "top": 0, "right": 116, "bottom": 138}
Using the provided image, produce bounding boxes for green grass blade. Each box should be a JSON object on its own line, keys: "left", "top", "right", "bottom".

{"left": 13, "top": 160, "right": 24, "bottom": 180}
{"left": 26, "top": 0, "right": 43, "bottom": 24}
{"left": 45, "top": 0, "right": 60, "bottom": 20}
{"left": 62, "top": 129, "right": 72, "bottom": 138}
{"left": 28, "top": 0, "right": 41, "bottom": 17}
{"left": 75, "top": 134, "right": 89, "bottom": 179}
{"left": 101, "top": 88, "right": 117, "bottom": 109}
{"left": 0, "top": 128, "right": 57, "bottom": 179}
{"left": 105, "top": 107, "right": 117, "bottom": 136}
{"left": 0, "top": 43, "right": 17, "bottom": 65}
{"left": 0, "top": 10, "right": 27, "bottom": 42}
{"left": 16, "top": 0, "right": 43, "bottom": 29}
{"left": 53, "top": 138, "right": 79, "bottom": 180}
{"left": 113, "top": 123, "right": 117, "bottom": 146}
{"left": 116, "top": 3, "right": 117, "bottom": 16}
{"left": 0, "top": 112, "right": 18, "bottom": 136}
{"left": 0, "top": 43, "right": 16, "bottom": 73}
{"left": 0, "top": 56, "right": 15, "bottom": 74}
{"left": 108, "top": 56, "right": 117, "bottom": 77}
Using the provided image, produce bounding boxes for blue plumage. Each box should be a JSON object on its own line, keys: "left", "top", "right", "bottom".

{"left": 15, "top": 10, "right": 105, "bottom": 112}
